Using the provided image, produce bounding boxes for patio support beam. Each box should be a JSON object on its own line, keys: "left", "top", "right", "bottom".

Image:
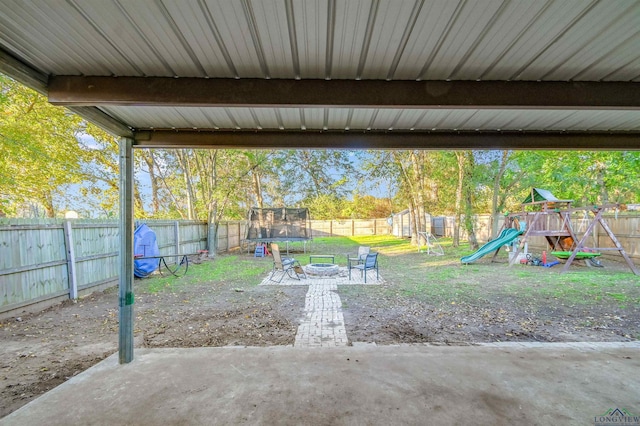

{"left": 0, "top": 50, "right": 132, "bottom": 137}
{"left": 66, "top": 106, "right": 134, "bottom": 138}
{"left": 118, "top": 137, "right": 135, "bottom": 364}
{"left": 49, "top": 76, "right": 640, "bottom": 110}
{"left": 0, "top": 49, "right": 48, "bottom": 94}
{"left": 133, "top": 130, "right": 640, "bottom": 150}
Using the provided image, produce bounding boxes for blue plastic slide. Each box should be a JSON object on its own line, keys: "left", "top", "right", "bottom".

{"left": 460, "top": 228, "right": 522, "bottom": 264}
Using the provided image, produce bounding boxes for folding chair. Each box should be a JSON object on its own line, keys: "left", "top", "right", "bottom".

{"left": 269, "top": 243, "right": 305, "bottom": 282}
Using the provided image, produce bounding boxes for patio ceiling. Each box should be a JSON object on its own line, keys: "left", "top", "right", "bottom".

{"left": 1, "top": 0, "right": 640, "bottom": 149}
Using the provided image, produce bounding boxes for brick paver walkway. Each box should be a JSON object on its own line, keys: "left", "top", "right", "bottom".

{"left": 295, "top": 281, "right": 348, "bottom": 347}
{"left": 260, "top": 266, "right": 382, "bottom": 348}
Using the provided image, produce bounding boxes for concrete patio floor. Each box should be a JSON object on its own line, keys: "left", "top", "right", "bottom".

{"left": 2, "top": 343, "right": 639, "bottom": 425}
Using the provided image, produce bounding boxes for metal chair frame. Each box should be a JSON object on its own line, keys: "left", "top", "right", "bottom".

{"left": 348, "top": 252, "right": 379, "bottom": 283}
{"left": 269, "top": 243, "right": 304, "bottom": 282}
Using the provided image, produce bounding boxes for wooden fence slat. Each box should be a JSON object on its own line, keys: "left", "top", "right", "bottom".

{"left": 174, "top": 221, "right": 180, "bottom": 255}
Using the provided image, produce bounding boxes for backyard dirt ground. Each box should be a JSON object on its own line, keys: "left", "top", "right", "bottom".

{"left": 1, "top": 253, "right": 639, "bottom": 417}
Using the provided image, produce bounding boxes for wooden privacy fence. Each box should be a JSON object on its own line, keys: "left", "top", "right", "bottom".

{"left": 0, "top": 218, "right": 391, "bottom": 315}
{"left": 0, "top": 219, "right": 207, "bottom": 315}
{"left": 215, "top": 221, "right": 247, "bottom": 252}
{"left": 2, "top": 215, "right": 636, "bottom": 315}
{"left": 310, "top": 219, "right": 391, "bottom": 237}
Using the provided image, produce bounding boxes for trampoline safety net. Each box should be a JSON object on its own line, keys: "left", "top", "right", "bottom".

{"left": 246, "top": 207, "right": 311, "bottom": 241}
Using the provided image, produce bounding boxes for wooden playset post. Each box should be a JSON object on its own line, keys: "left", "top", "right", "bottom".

{"left": 561, "top": 206, "right": 639, "bottom": 275}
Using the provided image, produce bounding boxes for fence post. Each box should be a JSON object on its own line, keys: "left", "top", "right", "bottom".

{"left": 174, "top": 221, "right": 180, "bottom": 256}
{"left": 62, "top": 220, "right": 78, "bottom": 300}
{"left": 374, "top": 219, "right": 377, "bottom": 235}
{"left": 351, "top": 220, "right": 355, "bottom": 236}
{"left": 330, "top": 220, "right": 333, "bottom": 237}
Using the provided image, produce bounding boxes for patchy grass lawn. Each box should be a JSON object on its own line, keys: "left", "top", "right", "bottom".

{"left": 138, "top": 235, "right": 639, "bottom": 340}
{"left": 141, "top": 234, "right": 639, "bottom": 312}
{"left": 140, "top": 255, "right": 272, "bottom": 294}
{"left": 338, "top": 235, "right": 640, "bottom": 306}
{"left": 318, "top": 235, "right": 640, "bottom": 343}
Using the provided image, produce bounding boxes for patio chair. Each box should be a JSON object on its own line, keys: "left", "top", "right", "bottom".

{"left": 348, "top": 252, "right": 379, "bottom": 283}
{"left": 269, "top": 243, "right": 305, "bottom": 282}
{"left": 348, "top": 246, "right": 370, "bottom": 267}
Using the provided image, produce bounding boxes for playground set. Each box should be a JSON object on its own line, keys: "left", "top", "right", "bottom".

{"left": 461, "top": 188, "right": 639, "bottom": 276}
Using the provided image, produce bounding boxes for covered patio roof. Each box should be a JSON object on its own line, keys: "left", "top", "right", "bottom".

{"left": 2, "top": 0, "right": 640, "bottom": 363}
{"left": 1, "top": 0, "right": 639, "bottom": 150}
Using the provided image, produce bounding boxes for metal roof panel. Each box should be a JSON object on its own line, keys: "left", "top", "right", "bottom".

{"left": 357, "top": 0, "right": 423, "bottom": 80}
{"left": 249, "top": 0, "right": 296, "bottom": 78}
{"left": 300, "top": 108, "right": 326, "bottom": 129}
{"left": 391, "top": 0, "right": 461, "bottom": 80}
{"left": 349, "top": 109, "right": 377, "bottom": 129}
{"left": 1, "top": 1, "right": 128, "bottom": 75}
{"left": 157, "top": 1, "right": 238, "bottom": 77}
{"left": 544, "top": 5, "right": 640, "bottom": 81}
{"left": 292, "top": 0, "right": 329, "bottom": 78}
{"left": 103, "top": 107, "right": 640, "bottom": 131}
{"left": 519, "top": 1, "right": 640, "bottom": 81}
{"left": 99, "top": 107, "right": 640, "bottom": 132}
{"left": 479, "top": 0, "right": 602, "bottom": 80}
{"left": 2, "top": 0, "right": 640, "bottom": 82}
{"left": 448, "top": 1, "right": 552, "bottom": 80}
{"left": 330, "top": 0, "right": 373, "bottom": 79}
{"left": 420, "top": 0, "right": 506, "bottom": 80}
{"left": 193, "top": 1, "right": 265, "bottom": 77}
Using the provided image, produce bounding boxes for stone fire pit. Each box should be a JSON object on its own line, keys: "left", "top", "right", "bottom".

{"left": 304, "top": 263, "right": 340, "bottom": 277}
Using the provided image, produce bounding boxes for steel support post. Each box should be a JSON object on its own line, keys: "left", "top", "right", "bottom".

{"left": 118, "top": 137, "right": 135, "bottom": 363}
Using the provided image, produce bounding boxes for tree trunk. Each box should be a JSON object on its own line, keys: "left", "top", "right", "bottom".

{"left": 250, "top": 154, "right": 264, "bottom": 209}
{"left": 453, "top": 152, "right": 464, "bottom": 247}
{"left": 463, "top": 151, "right": 478, "bottom": 250}
{"left": 597, "top": 168, "right": 609, "bottom": 205}
{"left": 298, "top": 151, "right": 323, "bottom": 196}
{"left": 177, "top": 150, "right": 196, "bottom": 220}
{"left": 133, "top": 179, "right": 145, "bottom": 216}
{"left": 149, "top": 152, "right": 186, "bottom": 219}
{"left": 43, "top": 191, "right": 55, "bottom": 218}
{"left": 408, "top": 200, "right": 418, "bottom": 244}
{"left": 393, "top": 151, "right": 423, "bottom": 245}
{"left": 409, "top": 151, "right": 425, "bottom": 235}
{"left": 203, "top": 150, "right": 219, "bottom": 258}
{"left": 142, "top": 151, "right": 160, "bottom": 214}
{"left": 207, "top": 205, "right": 217, "bottom": 257}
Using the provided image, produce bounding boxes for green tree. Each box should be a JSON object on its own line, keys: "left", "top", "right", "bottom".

{"left": 274, "top": 150, "right": 355, "bottom": 206}
{"left": 80, "top": 124, "right": 147, "bottom": 218}
{"left": 0, "top": 74, "right": 84, "bottom": 217}
{"left": 511, "top": 151, "right": 640, "bottom": 205}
